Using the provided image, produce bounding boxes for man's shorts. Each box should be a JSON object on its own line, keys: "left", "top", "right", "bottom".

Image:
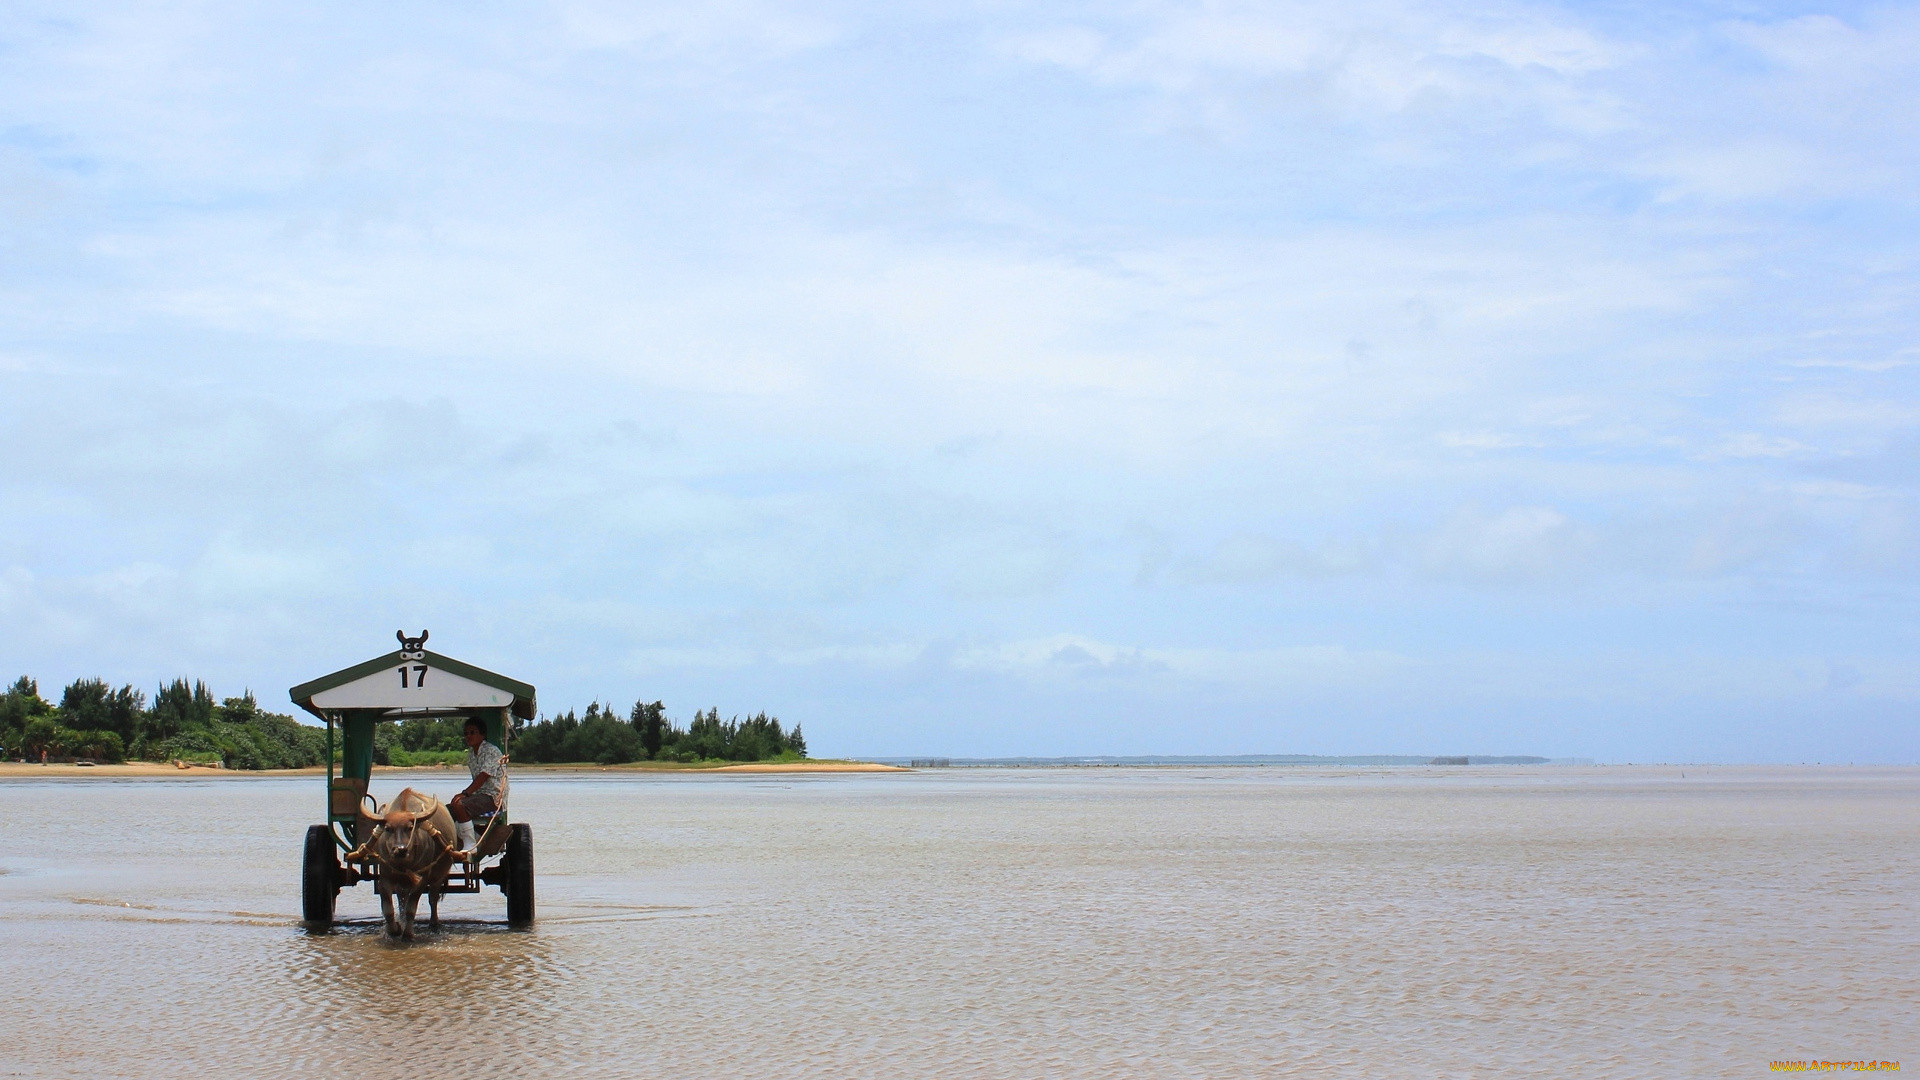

{"left": 453, "top": 793, "right": 497, "bottom": 817}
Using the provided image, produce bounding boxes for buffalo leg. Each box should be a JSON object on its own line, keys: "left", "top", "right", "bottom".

{"left": 428, "top": 888, "right": 441, "bottom": 930}
{"left": 380, "top": 892, "right": 399, "bottom": 938}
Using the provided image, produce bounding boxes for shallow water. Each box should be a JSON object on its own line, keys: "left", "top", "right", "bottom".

{"left": 0, "top": 766, "right": 1913, "bottom": 1078}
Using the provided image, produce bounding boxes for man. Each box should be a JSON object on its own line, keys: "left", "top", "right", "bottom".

{"left": 450, "top": 718, "right": 504, "bottom": 854}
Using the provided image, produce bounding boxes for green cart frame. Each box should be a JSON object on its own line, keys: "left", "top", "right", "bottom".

{"left": 290, "top": 637, "right": 539, "bottom": 929}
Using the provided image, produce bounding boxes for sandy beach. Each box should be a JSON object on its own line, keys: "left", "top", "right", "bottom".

{"left": 0, "top": 761, "right": 296, "bottom": 778}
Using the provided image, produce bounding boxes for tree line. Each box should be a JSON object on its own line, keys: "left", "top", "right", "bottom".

{"left": 349, "top": 702, "right": 806, "bottom": 766}
{"left": 2, "top": 675, "right": 806, "bottom": 769}
{"left": 0, "top": 676, "right": 326, "bottom": 769}
{"left": 508, "top": 700, "right": 806, "bottom": 765}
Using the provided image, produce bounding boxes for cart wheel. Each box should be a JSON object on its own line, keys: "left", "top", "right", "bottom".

{"left": 505, "top": 823, "right": 535, "bottom": 927}
{"left": 302, "top": 824, "right": 340, "bottom": 927}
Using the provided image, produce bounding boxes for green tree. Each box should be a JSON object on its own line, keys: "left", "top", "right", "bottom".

{"left": 512, "top": 708, "right": 579, "bottom": 764}
{"left": 165, "top": 728, "right": 225, "bottom": 761}
{"left": 215, "top": 692, "right": 326, "bottom": 769}
{"left": 21, "top": 716, "right": 73, "bottom": 758}
{"left": 630, "top": 699, "right": 666, "bottom": 760}
{"left": 508, "top": 698, "right": 802, "bottom": 764}
{"left": 59, "top": 678, "right": 146, "bottom": 749}
{"left": 147, "top": 679, "right": 216, "bottom": 746}
{"left": 396, "top": 715, "right": 466, "bottom": 753}
{"left": 4, "top": 675, "right": 330, "bottom": 769}
{"left": 371, "top": 721, "right": 399, "bottom": 766}
{"left": 69, "top": 728, "right": 126, "bottom": 762}
{"left": 1, "top": 677, "right": 55, "bottom": 759}
{"left": 568, "top": 702, "right": 641, "bottom": 764}
{"left": 249, "top": 710, "right": 327, "bottom": 767}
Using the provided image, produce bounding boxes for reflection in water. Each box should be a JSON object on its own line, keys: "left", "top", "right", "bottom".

{"left": 1, "top": 767, "right": 1916, "bottom": 1078}
{"left": 279, "top": 920, "right": 565, "bottom": 1075}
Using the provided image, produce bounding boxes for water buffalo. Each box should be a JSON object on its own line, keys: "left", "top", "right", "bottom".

{"left": 360, "top": 787, "right": 458, "bottom": 940}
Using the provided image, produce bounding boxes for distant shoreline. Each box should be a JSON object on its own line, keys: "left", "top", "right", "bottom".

{"left": 872, "top": 754, "right": 1588, "bottom": 767}
{"left": 0, "top": 759, "right": 905, "bottom": 779}
{"left": 4, "top": 761, "right": 1914, "bottom": 782}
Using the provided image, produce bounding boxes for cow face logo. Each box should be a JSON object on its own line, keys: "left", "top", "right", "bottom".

{"left": 396, "top": 629, "right": 429, "bottom": 660}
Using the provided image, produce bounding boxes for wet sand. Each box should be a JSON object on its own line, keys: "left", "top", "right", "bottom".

{"left": 1, "top": 765, "right": 1911, "bottom": 1077}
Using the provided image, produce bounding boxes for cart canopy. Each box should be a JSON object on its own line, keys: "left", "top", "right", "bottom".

{"left": 291, "top": 647, "right": 537, "bottom": 721}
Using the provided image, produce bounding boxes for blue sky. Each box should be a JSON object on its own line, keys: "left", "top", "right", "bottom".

{"left": 2, "top": 0, "right": 1916, "bottom": 761}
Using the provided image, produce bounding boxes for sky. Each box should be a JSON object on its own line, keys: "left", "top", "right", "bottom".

{"left": 1, "top": 0, "right": 1916, "bottom": 762}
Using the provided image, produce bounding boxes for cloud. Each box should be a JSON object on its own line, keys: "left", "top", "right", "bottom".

{"left": 947, "top": 633, "right": 1407, "bottom": 689}
{"left": 1001, "top": 0, "right": 1621, "bottom": 117}
{"left": 1419, "top": 505, "right": 1591, "bottom": 583}
{"left": 1711, "top": 434, "right": 1815, "bottom": 460}
{"left": 1, "top": 0, "right": 1917, "bottom": 761}
{"left": 1001, "top": 0, "right": 1920, "bottom": 208}
{"left": 1174, "top": 533, "right": 1377, "bottom": 583}
{"left": 554, "top": 0, "right": 841, "bottom": 59}
{"left": 1436, "top": 430, "right": 1540, "bottom": 450}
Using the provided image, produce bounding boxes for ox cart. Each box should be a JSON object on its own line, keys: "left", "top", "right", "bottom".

{"left": 290, "top": 634, "right": 537, "bottom": 929}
